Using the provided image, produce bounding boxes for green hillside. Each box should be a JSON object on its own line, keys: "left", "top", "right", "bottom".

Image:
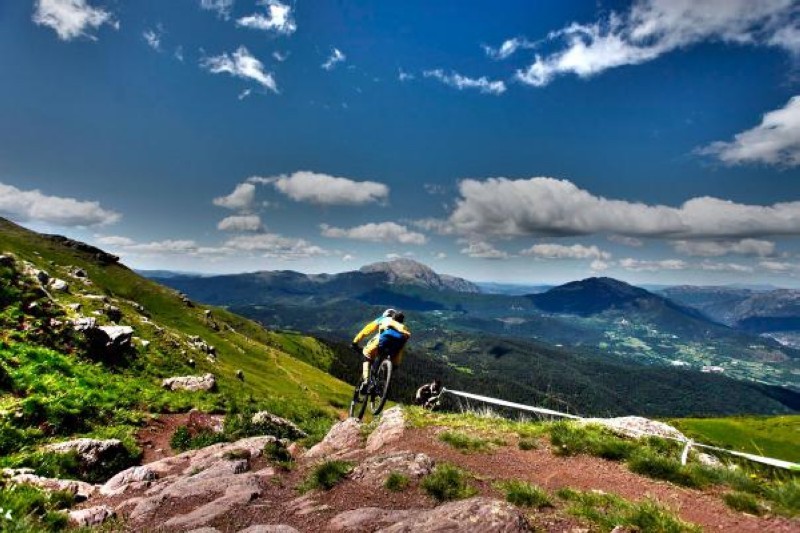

{"left": 669, "top": 415, "right": 800, "bottom": 463}
{"left": 0, "top": 217, "right": 353, "bottom": 466}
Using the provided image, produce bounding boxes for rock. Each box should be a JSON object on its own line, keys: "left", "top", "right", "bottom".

{"left": 72, "top": 267, "right": 88, "bottom": 278}
{"left": 69, "top": 505, "right": 115, "bottom": 527}
{"left": 236, "top": 369, "right": 245, "bottom": 381}
{"left": 45, "top": 438, "right": 126, "bottom": 468}
{"left": 164, "top": 482, "right": 261, "bottom": 529}
{"left": 82, "top": 294, "right": 108, "bottom": 302}
{"left": 7, "top": 473, "right": 96, "bottom": 501}
{"left": 100, "top": 465, "right": 157, "bottom": 496}
{"left": 188, "top": 529, "right": 221, "bottom": 533}
{"left": 162, "top": 373, "right": 217, "bottom": 392}
{"left": 287, "top": 494, "right": 331, "bottom": 516}
{"left": 351, "top": 451, "right": 434, "bottom": 488}
{"left": 304, "top": 418, "right": 363, "bottom": 460}
{"left": 251, "top": 411, "right": 307, "bottom": 440}
{"left": 0, "top": 253, "right": 14, "bottom": 267}
{"left": 583, "top": 416, "right": 686, "bottom": 441}
{"left": 329, "top": 508, "right": 414, "bottom": 532}
{"left": 67, "top": 302, "right": 82, "bottom": 312}
{"left": 44, "top": 235, "right": 119, "bottom": 264}
{"left": 366, "top": 406, "right": 405, "bottom": 453}
{"left": 94, "top": 325, "right": 134, "bottom": 349}
{"left": 34, "top": 268, "right": 50, "bottom": 284}
{"left": 238, "top": 526, "right": 300, "bottom": 533}
{"left": 48, "top": 278, "right": 69, "bottom": 292}
{"left": 695, "top": 451, "right": 724, "bottom": 468}
{"left": 104, "top": 305, "right": 122, "bottom": 322}
{"left": 377, "top": 497, "right": 531, "bottom": 532}
{"left": 188, "top": 409, "right": 225, "bottom": 434}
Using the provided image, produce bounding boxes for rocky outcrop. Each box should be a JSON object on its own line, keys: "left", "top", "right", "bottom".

{"left": 188, "top": 409, "right": 225, "bottom": 434}
{"left": 5, "top": 471, "right": 96, "bottom": 501}
{"left": 366, "top": 406, "right": 405, "bottom": 452}
{"left": 48, "top": 278, "right": 69, "bottom": 292}
{"left": 104, "top": 304, "right": 122, "bottom": 322}
{"left": 238, "top": 526, "right": 300, "bottom": 533}
{"left": 329, "top": 508, "right": 414, "bottom": 531}
{"left": 377, "top": 497, "right": 531, "bottom": 532}
{"left": 304, "top": 418, "right": 362, "bottom": 460}
{"left": 251, "top": 411, "right": 307, "bottom": 440}
{"left": 44, "top": 438, "right": 127, "bottom": 470}
{"left": 69, "top": 505, "right": 115, "bottom": 527}
{"left": 44, "top": 234, "right": 119, "bottom": 265}
{"left": 100, "top": 465, "right": 157, "bottom": 496}
{"left": 351, "top": 451, "right": 434, "bottom": 488}
{"left": 162, "top": 373, "right": 217, "bottom": 392}
{"left": 585, "top": 416, "right": 686, "bottom": 441}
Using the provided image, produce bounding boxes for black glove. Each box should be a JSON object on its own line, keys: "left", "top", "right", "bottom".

{"left": 351, "top": 342, "right": 360, "bottom": 353}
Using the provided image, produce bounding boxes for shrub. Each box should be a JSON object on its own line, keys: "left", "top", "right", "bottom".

{"left": 169, "top": 426, "right": 191, "bottom": 451}
{"left": 496, "top": 480, "right": 552, "bottom": 509}
{"left": 723, "top": 492, "right": 764, "bottom": 516}
{"left": 763, "top": 478, "right": 800, "bottom": 517}
{"left": 263, "top": 440, "right": 294, "bottom": 469}
{"left": 385, "top": 472, "right": 410, "bottom": 492}
{"left": 421, "top": 464, "right": 477, "bottom": 502}
{"left": 438, "top": 431, "right": 490, "bottom": 453}
{"left": 518, "top": 438, "right": 539, "bottom": 451}
{"left": 299, "top": 460, "right": 353, "bottom": 492}
{"left": 169, "top": 425, "right": 226, "bottom": 453}
{"left": 627, "top": 450, "right": 707, "bottom": 488}
{"left": 548, "top": 422, "right": 635, "bottom": 461}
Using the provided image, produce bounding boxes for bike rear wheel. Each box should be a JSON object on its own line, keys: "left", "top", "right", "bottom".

{"left": 348, "top": 381, "right": 369, "bottom": 420}
{"left": 369, "top": 359, "right": 392, "bottom": 416}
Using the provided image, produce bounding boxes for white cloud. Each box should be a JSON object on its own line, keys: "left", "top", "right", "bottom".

{"left": 698, "top": 261, "right": 753, "bottom": 273}
{"left": 439, "top": 176, "right": 800, "bottom": 240}
{"left": 95, "top": 235, "right": 135, "bottom": 247}
{"left": 423, "top": 69, "right": 506, "bottom": 95}
{"left": 322, "top": 48, "right": 346, "bottom": 70}
{"left": 460, "top": 241, "right": 509, "bottom": 259}
{"left": 236, "top": 0, "right": 296, "bottom": 35}
{"left": 398, "top": 68, "right": 415, "bottom": 82}
{"left": 254, "top": 171, "right": 389, "bottom": 205}
{"left": 213, "top": 183, "right": 257, "bottom": 211}
{"left": 590, "top": 259, "right": 611, "bottom": 272}
{"left": 671, "top": 239, "right": 775, "bottom": 257}
{"left": 342, "top": 254, "right": 355, "bottom": 261}
{"left": 273, "top": 51, "right": 289, "bottom": 62}
{"left": 217, "top": 214, "right": 263, "bottom": 232}
{"left": 200, "top": 0, "right": 234, "bottom": 20}
{"left": 126, "top": 239, "right": 200, "bottom": 254}
{"left": 759, "top": 260, "right": 795, "bottom": 272}
{"left": 608, "top": 234, "right": 643, "bottom": 247}
{"left": 515, "top": 0, "right": 800, "bottom": 87}
{"left": 483, "top": 37, "right": 539, "bottom": 60}
{"left": 174, "top": 46, "right": 185, "bottom": 62}
{"left": 619, "top": 258, "right": 687, "bottom": 272}
{"left": 201, "top": 46, "right": 277, "bottom": 93}
{"left": 521, "top": 243, "right": 611, "bottom": 260}
{"left": 143, "top": 27, "right": 162, "bottom": 51}
{"left": 698, "top": 95, "right": 800, "bottom": 167}
{"left": 320, "top": 222, "right": 427, "bottom": 245}
{"left": 223, "top": 233, "right": 327, "bottom": 259}
{"left": 33, "top": 0, "right": 117, "bottom": 41}
{"left": 238, "top": 88, "right": 252, "bottom": 100}
{"left": 434, "top": 252, "right": 447, "bottom": 260}
{"left": 0, "top": 182, "right": 120, "bottom": 227}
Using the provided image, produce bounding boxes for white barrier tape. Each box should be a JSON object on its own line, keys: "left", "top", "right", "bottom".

{"left": 441, "top": 388, "right": 800, "bottom": 471}
{"left": 442, "top": 388, "right": 583, "bottom": 420}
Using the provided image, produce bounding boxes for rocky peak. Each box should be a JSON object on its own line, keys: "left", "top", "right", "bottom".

{"left": 359, "top": 259, "right": 479, "bottom": 293}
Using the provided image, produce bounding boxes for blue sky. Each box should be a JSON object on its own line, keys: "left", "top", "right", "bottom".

{"left": 2, "top": 0, "right": 800, "bottom": 285}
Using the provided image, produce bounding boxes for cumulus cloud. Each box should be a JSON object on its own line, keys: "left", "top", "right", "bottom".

{"left": 201, "top": 46, "right": 277, "bottom": 93}
{"left": 698, "top": 261, "right": 753, "bottom": 273}
{"left": 608, "top": 234, "right": 643, "bottom": 247}
{"left": 143, "top": 27, "right": 162, "bottom": 51}
{"left": 236, "top": 0, "right": 296, "bottom": 35}
{"left": 437, "top": 176, "right": 800, "bottom": 240}
{"left": 521, "top": 243, "right": 611, "bottom": 260}
{"left": 398, "top": 68, "right": 415, "bottom": 82}
{"left": 0, "top": 182, "right": 120, "bottom": 227}
{"left": 217, "top": 214, "right": 263, "bottom": 232}
{"left": 483, "top": 37, "right": 539, "bottom": 60}
{"left": 213, "top": 182, "right": 257, "bottom": 211}
{"left": 671, "top": 239, "right": 775, "bottom": 257}
{"left": 33, "top": 0, "right": 117, "bottom": 41}
{"left": 423, "top": 69, "right": 506, "bottom": 95}
{"left": 252, "top": 171, "right": 389, "bottom": 205}
{"left": 200, "top": 0, "right": 233, "bottom": 20}
{"left": 619, "top": 258, "right": 687, "bottom": 272}
{"left": 759, "top": 260, "right": 795, "bottom": 272}
{"left": 223, "top": 233, "right": 327, "bottom": 259}
{"left": 698, "top": 95, "right": 800, "bottom": 167}
{"left": 590, "top": 259, "right": 611, "bottom": 272}
{"left": 95, "top": 235, "right": 135, "bottom": 247}
{"left": 322, "top": 48, "right": 346, "bottom": 70}
{"left": 320, "top": 222, "right": 427, "bottom": 245}
{"left": 460, "top": 241, "right": 509, "bottom": 259}
{"left": 515, "top": 0, "right": 800, "bottom": 88}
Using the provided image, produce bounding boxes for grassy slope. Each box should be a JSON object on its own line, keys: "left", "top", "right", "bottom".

{"left": 0, "top": 217, "right": 352, "bottom": 432}
{"left": 669, "top": 415, "right": 800, "bottom": 463}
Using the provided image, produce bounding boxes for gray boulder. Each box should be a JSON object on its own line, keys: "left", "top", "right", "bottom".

{"left": 162, "top": 373, "right": 217, "bottom": 392}
{"left": 44, "top": 438, "right": 127, "bottom": 471}
{"left": 95, "top": 325, "right": 134, "bottom": 349}
{"left": 69, "top": 505, "right": 115, "bottom": 527}
{"left": 304, "top": 418, "right": 362, "bottom": 460}
{"left": 351, "top": 451, "right": 434, "bottom": 488}
{"left": 329, "top": 508, "right": 414, "bottom": 532}
{"left": 251, "top": 411, "right": 307, "bottom": 440}
{"left": 6, "top": 472, "right": 96, "bottom": 501}
{"left": 100, "top": 465, "right": 157, "bottom": 496}
{"left": 583, "top": 416, "right": 686, "bottom": 440}
{"left": 378, "top": 497, "right": 531, "bottom": 532}
{"left": 366, "top": 406, "right": 405, "bottom": 453}
{"left": 48, "top": 278, "right": 69, "bottom": 292}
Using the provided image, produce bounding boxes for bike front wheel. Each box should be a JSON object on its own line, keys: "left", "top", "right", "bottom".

{"left": 369, "top": 359, "right": 392, "bottom": 416}
{"left": 349, "top": 381, "right": 369, "bottom": 420}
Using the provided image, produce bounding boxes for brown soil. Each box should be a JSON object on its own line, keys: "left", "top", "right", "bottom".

{"left": 135, "top": 413, "right": 190, "bottom": 464}
{"left": 111, "top": 419, "right": 799, "bottom": 532}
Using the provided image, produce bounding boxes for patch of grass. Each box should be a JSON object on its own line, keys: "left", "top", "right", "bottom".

{"left": 222, "top": 448, "right": 251, "bottom": 461}
{"left": 626, "top": 449, "right": 709, "bottom": 489}
{"left": 299, "top": 460, "right": 353, "bottom": 493}
{"left": 0, "top": 483, "right": 71, "bottom": 532}
{"left": 168, "top": 425, "right": 227, "bottom": 452}
{"left": 723, "top": 491, "right": 765, "bottom": 516}
{"left": 496, "top": 480, "right": 552, "bottom": 509}
{"left": 763, "top": 478, "right": 800, "bottom": 517}
{"left": 421, "top": 464, "right": 477, "bottom": 502}
{"left": 518, "top": 437, "right": 539, "bottom": 451}
{"left": 384, "top": 472, "right": 410, "bottom": 492}
{"left": 557, "top": 487, "right": 700, "bottom": 533}
{"left": 548, "top": 422, "right": 636, "bottom": 461}
{"left": 438, "top": 431, "right": 491, "bottom": 453}
{"left": 263, "top": 440, "right": 294, "bottom": 470}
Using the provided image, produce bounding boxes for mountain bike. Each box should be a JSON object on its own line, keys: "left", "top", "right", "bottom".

{"left": 349, "top": 350, "right": 393, "bottom": 419}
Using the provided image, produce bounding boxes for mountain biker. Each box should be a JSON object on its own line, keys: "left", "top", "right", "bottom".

{"left": 414, "top": 379, "right": 443, "bottom": 409}
{"left": 352, "top": 309, "right": 410, "bottom": 391}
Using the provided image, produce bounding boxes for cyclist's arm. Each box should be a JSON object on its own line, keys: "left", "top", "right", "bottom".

{"left": 384, "top": 319, "right": 411, "bottom": 337}
{"left": 353, "top": 319, "right": 379, "bottom": 344}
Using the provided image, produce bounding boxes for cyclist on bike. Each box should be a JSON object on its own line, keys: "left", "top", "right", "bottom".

{"left": 352, "top": 309, "right": 410, "bottom": 392}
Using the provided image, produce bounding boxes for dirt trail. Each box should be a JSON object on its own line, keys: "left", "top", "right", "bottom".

{"left": 113, "top": 416, "right": 800, "bottom": 532}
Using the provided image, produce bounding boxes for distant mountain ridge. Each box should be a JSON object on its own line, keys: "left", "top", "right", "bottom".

{"left": 359, "top": 258, "right": 480, "bottom": 293}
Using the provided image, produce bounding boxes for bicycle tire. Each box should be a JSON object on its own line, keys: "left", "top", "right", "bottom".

{"left": 349, "top": 382, "right": 367, "bottom": 419}
{"left": 369, "top": 359, "right": 392, "bottom": 416}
